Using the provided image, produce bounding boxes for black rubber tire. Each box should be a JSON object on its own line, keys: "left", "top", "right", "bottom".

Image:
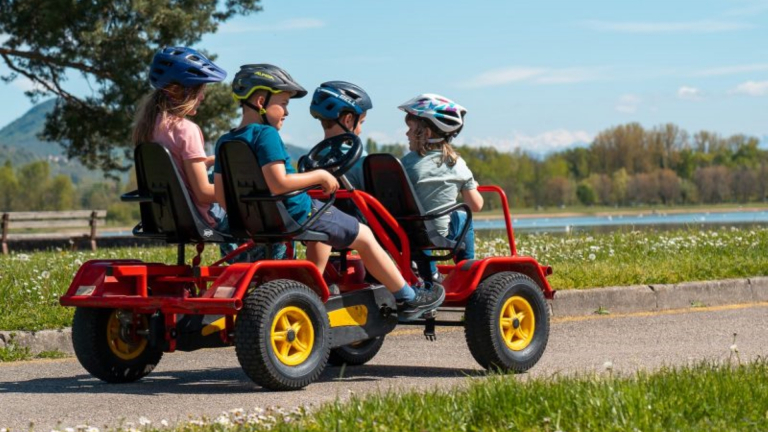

{"left": 235, "top": 279, "right": 330, "bottom": 391}
{"left": 464, "top": 272, "right": 550, "bottom": 372}
{"left": 327, "top": 336, "right": 385, "bottom": 366}
{"left": 71, "top": 308, "right": 163, "bottom": 383}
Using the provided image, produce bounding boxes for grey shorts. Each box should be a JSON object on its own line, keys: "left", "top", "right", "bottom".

{"left": 306, "top": 199, "right": 360, "bottom": 249}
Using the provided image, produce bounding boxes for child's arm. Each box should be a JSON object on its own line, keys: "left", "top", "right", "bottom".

{"left": 262, "top": 162, "right": 339, "bottom": 195}
{"left": 462, "top": 189, "right": 484, "bottom": 213}
{"left": 213, "top": 173, "right": 226, "bottom": 210}
{"left": 182, "top": 159, "right": 217, "bottom": 205}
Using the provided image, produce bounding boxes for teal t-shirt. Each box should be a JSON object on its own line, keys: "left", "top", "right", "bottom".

{"left": 214, "top": 124, "right": 312, "bottom": 223}
{"left": 401, "top": 150, "right": 478, "bottom": 235}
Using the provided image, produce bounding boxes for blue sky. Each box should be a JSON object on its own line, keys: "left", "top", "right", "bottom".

{"left": 1, "top": 0, "right": 768, "bottom": 154}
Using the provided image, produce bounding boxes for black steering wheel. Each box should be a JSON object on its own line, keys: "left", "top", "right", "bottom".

{"left": 297, "top": 133, "right": 363, "bottom": 177}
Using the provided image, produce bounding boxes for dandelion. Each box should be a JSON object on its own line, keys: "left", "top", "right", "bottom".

{"left": 603, "top": 361, "right": 614, "bottom": 371}
{"left": 160, "top": 420, "right": 169, "bottom": 427}
{"left": 588, "top": 253, "right": 596, "bottom": 261}
{"left": 16, "top": 254, "right": 30, "bottom": 261}
{"left": 41, "top": 271, "right": 50, "bottom": 279}
{"left": 138, "top": 417, "right": 151, "bottom": 426}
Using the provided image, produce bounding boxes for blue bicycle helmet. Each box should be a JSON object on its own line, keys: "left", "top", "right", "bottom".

{"left": 149, "top": 47, "right": 227, "bottom": 90}
{"left": 310, "top": 81, "right": 373, "bottom": 121}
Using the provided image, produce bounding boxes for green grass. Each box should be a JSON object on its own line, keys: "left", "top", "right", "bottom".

{"left": 2, "top": 227, "right": 768, "bottom": 330}
{"left": 155, "top": 361, "right": 768, "bottom": 432}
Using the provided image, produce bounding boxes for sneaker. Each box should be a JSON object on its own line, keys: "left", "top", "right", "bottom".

{"left": 397, "top": 281, "right": 446, "bottom": 321}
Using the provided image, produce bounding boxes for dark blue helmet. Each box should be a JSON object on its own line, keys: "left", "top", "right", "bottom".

{"left": 310, "top": 81, "right": 373, "bottom": 120}
{"left": 149, "top": 47, "right": 227, "bottom": 90}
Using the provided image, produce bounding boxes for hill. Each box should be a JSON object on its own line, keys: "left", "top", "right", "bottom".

{"left": 0, "top": 100, "right": 310, "bottom": 183}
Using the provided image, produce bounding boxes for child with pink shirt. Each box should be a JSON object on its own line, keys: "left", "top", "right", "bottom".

{"left": 132, "top": 47, "right": 225, "bottom": 226}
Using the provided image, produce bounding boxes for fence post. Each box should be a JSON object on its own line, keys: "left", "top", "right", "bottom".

{"left": 1, "top": 213, "right": 8, "bottom": 255}
{"left": 89, "top": 210, "right": 98, "bottom": 251}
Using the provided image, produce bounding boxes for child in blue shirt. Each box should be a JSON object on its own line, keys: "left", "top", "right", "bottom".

{"left": 213, "top": 65, "right": 443, "bottom": 320}
{"left": 398, "top": 94, "right": 484, "bottom": 280}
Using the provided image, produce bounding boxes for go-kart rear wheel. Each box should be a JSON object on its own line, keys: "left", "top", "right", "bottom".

{"left": 328, "top": 336, "right": 385, "bottom": 366}
{"left": 235, "top": 280, "right": 330, "bottom": 390}
{"left": 464, "top": 272, "right": 549, "bottom": 372}
{"left": 72, "top": 308, "right": 163, "bottom": 383}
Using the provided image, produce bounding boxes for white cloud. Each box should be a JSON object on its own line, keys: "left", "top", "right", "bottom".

{"left": 731, "top": 81, "right": 768, "bottom": 96}
{"left": 462, "top": 129, "right": 593, "bottom": 155}
{"left": 694, "top": 64, "right": 768, "bottom": 77}
{"left": 366, "top": 128, "right": 408, "bottom": 145}
{"left": 220, "top": 18, "right": 325, "bottom": 33}
{"left": 615, "top": 94, "right": 641, "bottom": 114}
{"left": 464, "top": 66, "right": 604, "bottom": 88}
{"left": 725, "top": 0, "right": 768, "bottom": 16}
{"left": 582, "top": 20, "right": 753, "bottom": 33}
{"left": 464, "top": 67, "right": 546, "bottom": 88}
{"left": 677, "top": 86, "right": 704, "bottom": 101}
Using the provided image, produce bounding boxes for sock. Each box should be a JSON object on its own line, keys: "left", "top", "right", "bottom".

{"left": 393, "top": 283, "right": 416, "bottom": 301}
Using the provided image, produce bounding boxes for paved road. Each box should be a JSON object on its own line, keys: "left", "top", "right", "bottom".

{"left": 2, "top": 304, "right": 767, "bottom": 430}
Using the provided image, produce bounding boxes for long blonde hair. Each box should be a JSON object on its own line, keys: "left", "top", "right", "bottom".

{"left": 132, "top": 84, "right": 204, "bottom": 145}
{"left": 406, "top": 113, "right": 459, "bottom": 167}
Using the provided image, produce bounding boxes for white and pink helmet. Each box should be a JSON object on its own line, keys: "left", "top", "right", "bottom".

{"left": 398, "top": 93, "right": 467, "bottom": 142}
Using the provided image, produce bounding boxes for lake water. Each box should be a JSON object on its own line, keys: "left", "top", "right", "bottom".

{"left": 475, "top": 210, "right": 768, "bottom": 232}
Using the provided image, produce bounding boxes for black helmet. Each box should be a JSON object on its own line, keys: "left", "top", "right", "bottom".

{"left": 310, "top": 81, "right": 373, "bottom": 120}
{"left": 232, "top": 64, "right": 307, "bottom": 101}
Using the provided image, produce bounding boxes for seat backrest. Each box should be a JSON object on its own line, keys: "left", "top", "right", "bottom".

{"left": 363, "top": 153, "right": 448, "bottom": 250}
{"left": 132, "top": 142, "right": 227, "bottom": 243}
{"left": 217, "top": 139, "right": 305, "bottom": 241}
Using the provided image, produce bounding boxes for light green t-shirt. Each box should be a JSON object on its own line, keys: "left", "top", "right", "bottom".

{"left": 400, "top": 150, "right": 477, "bottom": 235}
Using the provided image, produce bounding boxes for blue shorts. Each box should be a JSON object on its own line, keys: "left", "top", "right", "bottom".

{"left": 306, "top": 199, "right": 360, "bottom": 249}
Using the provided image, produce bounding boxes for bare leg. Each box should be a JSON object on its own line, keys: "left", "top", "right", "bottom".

{"left": 305, "top": 241, "right": 332, "bottom": 273}
{"left": 349, "top": 225, "right": 406, "bottom": 293}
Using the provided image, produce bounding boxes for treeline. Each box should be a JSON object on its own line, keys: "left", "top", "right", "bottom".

{"left": 0, "top": 160, "right": 138, "bottom": 222}
{"left": 368, "top": 122, "right": 768, "bottom": 208}
{"left": 0, "top": 122, "right": 765, "bottom": 217}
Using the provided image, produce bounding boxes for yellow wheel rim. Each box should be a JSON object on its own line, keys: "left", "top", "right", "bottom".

{"left": 106, "top": 311, "right": 148, "bottom": 360}
{"left": 499, "top": 296, "right": 536, "bottom": 351}
{"left": 271, "top": 306, "right": 315, "bottom": 366}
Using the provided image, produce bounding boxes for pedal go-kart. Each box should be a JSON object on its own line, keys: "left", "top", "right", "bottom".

{"left": 60, "top": 133, "right": 555, "bottom": 390}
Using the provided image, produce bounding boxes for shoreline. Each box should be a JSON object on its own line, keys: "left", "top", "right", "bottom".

{"left": 476, "top": 205, "right": 768, "bottom": 221}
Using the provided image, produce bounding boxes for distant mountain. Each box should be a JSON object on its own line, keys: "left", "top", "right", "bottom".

{"left": 0, "top": 100, "right": 310, "bottom": 183}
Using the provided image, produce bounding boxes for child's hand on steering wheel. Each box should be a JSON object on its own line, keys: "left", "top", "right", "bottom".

{"left": 318, "top": 170, "right": 339, "bottom": 194}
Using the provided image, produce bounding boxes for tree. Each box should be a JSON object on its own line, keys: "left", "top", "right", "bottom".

{"left": 0, "top": 161, "right": 19, "bottom": 211}
{"left": 45, "top": 174, "right": 75, "bottom": 210}
{"left": 0, "top": 0, "right": 262, "bottom": 174}
{"left": 576, "top": 182, "right": 597, "bottom": 206}
{"left": 16, "top": 160, "right": 51, "bottom": 210}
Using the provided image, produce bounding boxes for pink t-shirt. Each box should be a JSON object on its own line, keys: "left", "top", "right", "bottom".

{"left": 152, "top": 115, "right": 215, "bottom": 226}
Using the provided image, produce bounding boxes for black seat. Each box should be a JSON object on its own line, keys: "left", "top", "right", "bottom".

{"left": 121, "top": 142, "right": 232, "bottom": 245}
{"left": 363, "top": 153, "right": 471, "bottom": 264}
{"left": 217, "top": 139, "right": 333, "bottom": 244}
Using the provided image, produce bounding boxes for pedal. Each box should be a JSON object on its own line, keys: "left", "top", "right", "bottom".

{"left": 424, "top": 317, "right": 436, "bottom": 341}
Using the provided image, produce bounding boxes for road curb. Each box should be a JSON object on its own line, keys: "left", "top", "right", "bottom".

{"left": 1, "top": 277, "right": 763, "bottom": 354}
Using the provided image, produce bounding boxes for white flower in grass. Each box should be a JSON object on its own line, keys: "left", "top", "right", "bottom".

{"left": 160, "top": 420, "right": 169, "bottom": 427}
{"left": 64, "top": 428, "right": 75, "bottom": 432}
{"left": 215, "top": 414, "right": 231, "bottom": 426}
{"left": 588, "top": 253, "right": 596, "bottom": 261}
{"left": 17, "top": 254, "right": 30, "bottom": 261}
{"left": 187, "top": 420, "right": 204, "bottom": 426}
{"left": 41, "top": 271, "right": 50, "bottom": 279}
{"left": 138, "top": 417, "right": 151, "bottom": 426}
{"left": 730, "top": 344, "right": 738, "bottom": 353}
{"left": 603, "top": 361, "right": 613, "bottom": 371}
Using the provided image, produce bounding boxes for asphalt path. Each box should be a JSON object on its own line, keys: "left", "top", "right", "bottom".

{"left": 2, "top": 303, "right": 767, "bottom": 430}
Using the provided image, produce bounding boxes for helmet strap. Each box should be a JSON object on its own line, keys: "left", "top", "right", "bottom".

{"left": 335, "top": 113, "right": 360, "bottom": 134}
{"left": 241, "top": 93, "right": 273, "bottom": 127}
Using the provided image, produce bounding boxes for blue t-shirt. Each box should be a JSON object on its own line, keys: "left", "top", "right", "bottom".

{"left": 214, "top": 124, "right": 312, "bottom": 223}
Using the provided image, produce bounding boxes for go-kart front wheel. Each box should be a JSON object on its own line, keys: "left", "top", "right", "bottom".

{"left": 328, "top": 336, "right": 385, "bottom": 366}
{"left": 235, "top": 280, "right": 330, "bottom": 390}
{"left": 464, "top": 272, "right": 550, "bottom": 372}
{"left": 72, "top": 308, "right": 163, "bottom": 383}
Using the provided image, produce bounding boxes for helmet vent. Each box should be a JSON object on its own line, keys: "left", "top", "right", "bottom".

{"left": 186, "top": 68, "right": 207, "bottom": 77}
